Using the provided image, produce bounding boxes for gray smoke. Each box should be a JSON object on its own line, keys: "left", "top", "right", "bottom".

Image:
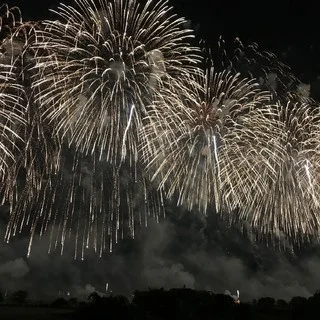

{"left": 1, "top": 209, "right": 320, "bottom": 302}
{"left": 0, "top": 258, "right": 29, "bottom": 279}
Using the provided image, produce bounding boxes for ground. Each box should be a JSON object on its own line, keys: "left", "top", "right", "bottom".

{"left": 0, "top": 305, "right": 73, "bottom": 320}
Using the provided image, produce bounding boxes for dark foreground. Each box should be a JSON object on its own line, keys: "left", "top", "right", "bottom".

{"left": 1, "top": 288, "right": 320, "bottom": 319}
{"left": 0, "top": 305, "right": 73, "bottom": 320}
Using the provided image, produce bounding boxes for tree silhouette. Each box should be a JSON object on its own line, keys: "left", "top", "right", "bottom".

{"left": 257, "top": 297, "right": 275, "bottom": 312}
{"left": 290, "top": 296, "right": 308, "bottom": 320}
{"left": 290, "top": 296, "right": 307, "bottom": 308}
{"left": 68, "top": 297, "right": 78, "bottom": 308}
{"left": 276, "top": 299, "right": 288, "bottom": 309}
{"left": 51, "top": 297, "right": 69, "bottom": 308}
{"left": 88, "top": 291, "right": 101, "bottom": 304}
{"left": 12, "top": 290, "right": 28, "bottom": 305}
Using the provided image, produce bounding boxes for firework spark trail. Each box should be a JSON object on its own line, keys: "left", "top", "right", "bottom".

{"left": 121, "top": 104, "right": 135, "bottom": 163}
{"left": 211, "top": 36, "right": 301, "bottom": 99}
{"left": 140, "top": 67, "right": 271, "bottom": 213}
{"left": 0, "top": 4, "right": 27, "bottom": 199}
{"left": 0, "top": 64, "right": 25, "bottom": 184}
{"left": 0, "top": 4, "right": 22, "bottom": 39}
{"left": 6, "top": 147, "right": 165, "bottom": 258}
{"left": 220, "top": 101, "right": 320, "bottom": 245}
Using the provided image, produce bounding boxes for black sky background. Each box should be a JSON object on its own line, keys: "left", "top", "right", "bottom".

{"left": 12, "top": 0, "right": 320, "bottom": 80}
{"left": 1, "top": 0, "right": 320, "bottom": 302}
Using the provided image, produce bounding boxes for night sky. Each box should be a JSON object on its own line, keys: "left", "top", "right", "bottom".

{"left": 14, "top": 0, "right": 320, "bottom": 79}
{"left": 1, "top": 0, "right": 320, "bottom": 302}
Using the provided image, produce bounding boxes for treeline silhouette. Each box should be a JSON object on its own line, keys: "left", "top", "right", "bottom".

{"left": 1, "top": 288, "right": 320, "bottom": 319}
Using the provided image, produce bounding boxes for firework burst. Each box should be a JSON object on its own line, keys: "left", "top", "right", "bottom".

{"left": 32, "top": 0, "right": 201, "bottom": 163}
{"left": 4, "top": 0, "right": 200, "bottom": 257}
{"left": 140, "top": 67, "right": 271, "bottom": 213}
{"left": 221, "top": 101, "right": 320, "bottom": 245}
{"left": 0, "top": 4, "right": 62, "bottom": 251}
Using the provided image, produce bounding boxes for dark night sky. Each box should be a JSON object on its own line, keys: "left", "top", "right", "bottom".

{"left": 12, "top": 0, "right": 320, "bottom": 80}
{"left": 1, "top": 0, "right": 320, "bottom": 302}
{"left": 12, "top": 0, "right": 319, "bottom": 44}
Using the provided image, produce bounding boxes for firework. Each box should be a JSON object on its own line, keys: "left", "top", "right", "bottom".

{"left": 32, "top": 0, "right": 201, "bottom": 163}
{"left": 0, "top": 4, "right": 22, "bottom": 40}
{"left": 5, "top": 0, "right": 199, "bottom": 257}
{"left": 0, "top": 4, "right": 62, "bottom": 251}
{"left": 5, "top": 145, "right": 165, "bottom": 258}
{"left": 2, "top": 1, "right": 319, "bottom": 255}
{"left": 0, "top": 60, "right": 25, "bottom": 187}
{"left": 0, "top": 4, "right": 26, "bottom": 196}
{"left": 211, "top": 36, "right": 301, "bottom": 98}
{"left": 221, "top": 101, "right": 320, "bottom": 245}
{"left": 140, "top": 67, "right": 271, "bottom": 213}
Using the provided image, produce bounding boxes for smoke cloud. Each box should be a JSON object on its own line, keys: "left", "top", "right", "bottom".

{"left": 0, "top": 258, "right": 29, "bottom": 279}
{"left": 1, "top": 209, "right": 320, "bottom": 302}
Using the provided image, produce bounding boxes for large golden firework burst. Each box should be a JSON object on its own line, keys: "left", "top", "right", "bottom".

{"left": 32, "top": 0, "right": 201, "bottom": 164}
{"left": 140, "top": 67, "right": 271, "bottom": 213}
{"left": 221, "top": 101, "right": 320, "bottom": 245}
